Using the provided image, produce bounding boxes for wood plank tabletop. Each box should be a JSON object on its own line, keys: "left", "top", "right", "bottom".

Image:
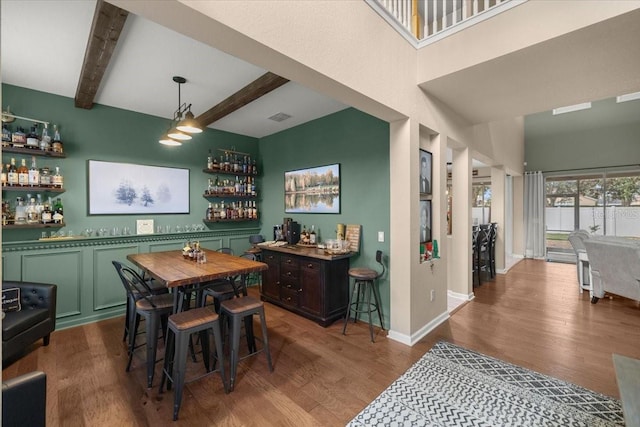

{"left": 127, "top": 249, "right": 268, "bottom": 288}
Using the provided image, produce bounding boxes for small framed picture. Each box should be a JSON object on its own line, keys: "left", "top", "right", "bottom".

{"left": 420, "top": 200, "right": 431, "bottom": 243}
{"left": 419, "top": 149, "right": 432, "bottom": 195}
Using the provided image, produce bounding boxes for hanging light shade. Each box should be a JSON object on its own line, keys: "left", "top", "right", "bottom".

{"left": 176, "top": 110, "right": 202, "bottom": 134}
{"left": 167, "top": 127, "right": 192, "bottom": 141}
{"left": 158, "top": 76, "right": 200, "bottom": 146}
{"left": 159, "top": 133, "right": 182, "bottom": 146}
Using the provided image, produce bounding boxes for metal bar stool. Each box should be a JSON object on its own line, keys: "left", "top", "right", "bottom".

{"left": 342, "top": 250, "right": 385, "bottom": 342}
{"left": 113, "top": 261, "right": 173, "bottom": 388}
{"left": 220, "top": 295, "right": 273, "bottom": 391}
{"left": 159, "top": 307, "right": 227, "bottom": 421}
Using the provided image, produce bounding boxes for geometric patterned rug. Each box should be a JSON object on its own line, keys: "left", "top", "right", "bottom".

{"left": 347, "top": 341, "right": 625, "bottom": 426}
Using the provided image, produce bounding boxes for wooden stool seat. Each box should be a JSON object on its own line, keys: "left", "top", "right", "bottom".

{"left": 221, "top": 295, "right": 263, "bottom": 313}
{"left": 348, "top": 267, "right": 378, "bottom": 281}
{"left": 160, "top": 307, "right": 227, "bottom": 421}
{"left": 169, "top": 306, "right": 219, "bottom": 330}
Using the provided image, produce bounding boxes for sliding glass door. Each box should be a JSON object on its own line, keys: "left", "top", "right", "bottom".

{"left": 545, "top": 171, "right": 640, "bottom": 261}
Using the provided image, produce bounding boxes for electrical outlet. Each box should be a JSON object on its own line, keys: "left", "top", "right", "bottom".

{"left": 378, "top": 231, "right": 384, "bottom": 242}
{"left": 430, "top": 289, "right": 435, "bottom": 302}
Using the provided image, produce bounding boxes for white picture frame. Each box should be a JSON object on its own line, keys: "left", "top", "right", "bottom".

{"left": 88, "top": 160, "right": 189, "bottom": 215}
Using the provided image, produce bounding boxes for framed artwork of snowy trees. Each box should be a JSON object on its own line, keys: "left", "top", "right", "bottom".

{"left": 88, "top": 160, "right": 190, "bottom": 215}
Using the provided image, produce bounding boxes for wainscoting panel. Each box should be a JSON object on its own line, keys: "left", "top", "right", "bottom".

{"left": 22, "top": 249, "right": 83, "bottom": 319}
{"left": 93, "top": 245, "right": 138, "bottom": 311}
{"left": 2, "top": 228, "right": 260, "bottom": 329}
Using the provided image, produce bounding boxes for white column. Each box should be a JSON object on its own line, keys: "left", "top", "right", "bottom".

{"left": 388, "top": 118, "right": 418, "bottom": 343}
{"left": 449, "top": 147, "right": 472, "bottom": 296}
{"left": 491, "top": 166, "right": 506, "bottom": 273}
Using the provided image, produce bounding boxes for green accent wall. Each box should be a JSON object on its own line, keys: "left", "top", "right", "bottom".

{"left": 259, "top": 108, "right": 391, "bottom": 328}
{"left": 1, "top": 84, "right": 259, "bottom": 242}
{"left": 525, "top": 97, "right": 640, "bottom": 172}
{"left": 2, "top": 86, "right": 391, "bottom": 330}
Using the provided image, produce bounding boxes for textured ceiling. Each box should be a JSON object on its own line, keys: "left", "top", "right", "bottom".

{"left": 0, "top": 0, "right": 347, "bottom": 139}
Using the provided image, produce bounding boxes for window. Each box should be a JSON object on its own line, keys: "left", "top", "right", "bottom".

{"left": 545, "top": 171, "right": 640, "bottom": 259}
{"left": 472, "top": 182, "right": 491, "bottom": 225}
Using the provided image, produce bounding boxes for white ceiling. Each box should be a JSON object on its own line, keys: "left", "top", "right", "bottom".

{"left": 0, "top": 0, "right": 348, "bottom": 139}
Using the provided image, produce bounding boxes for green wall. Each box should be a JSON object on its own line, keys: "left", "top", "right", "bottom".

{"left": 524, "top": 97, "right": 640, "bottom": 172}
{"left": 2, "top": 84, "right": 259, "bottom": 242}
{"left": 2, "top": 86, "right": 391, "bottom": 329}
{"left": 259, "top": 108, "right": 391, "bottom": 328}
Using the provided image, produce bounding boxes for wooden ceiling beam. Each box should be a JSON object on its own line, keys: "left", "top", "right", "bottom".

{"left": 196, "top": 72, "right": 289, "bottom": 127}
{"left": 75, "top": 0, "right": 128, "bottom": 109}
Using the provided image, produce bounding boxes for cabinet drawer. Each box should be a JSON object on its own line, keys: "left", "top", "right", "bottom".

{"left": 281, "top": 255, "right": 299, "bottom": 268}
{"left": 280, "top": 266, "right": 299, "bottom": 281}
{"left": 280, "top": 286, "right": 299, "bottom": 306}
{"left": 300, "top": 260, "right": 321, "bottom": 277}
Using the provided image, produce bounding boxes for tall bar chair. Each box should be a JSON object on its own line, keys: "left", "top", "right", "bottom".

{"left": 112, "top": 261, "right": 173, "bottom": 388}
{"left": 159, "top": 307, "right": 227, "bottom": 421}
{"left": 219, "top": 295, "right": 273, "bottom": 391}
{"left": 113, "top": 260, "right": 168, "bottom": 343}
{"left": 342, "top": 250, "right": 385, "bottom": 342}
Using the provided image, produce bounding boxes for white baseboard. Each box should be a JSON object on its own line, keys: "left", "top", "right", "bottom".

{"left": 387, "top": 310, "right": 449, "bottom": 346}
{"left": 447, "top": 290, "right": 474, "bottom": 301}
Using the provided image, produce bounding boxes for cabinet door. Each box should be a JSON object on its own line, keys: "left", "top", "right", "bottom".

{"left": 299, "top": 259, "right": 323, "bottom": 315}
{"left": 261, "top": 251, "right": 280, "bottom": 300}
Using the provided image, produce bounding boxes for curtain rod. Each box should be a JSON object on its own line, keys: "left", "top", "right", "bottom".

{"left": 537, "top": 164, "right": 640, "bottom": 174}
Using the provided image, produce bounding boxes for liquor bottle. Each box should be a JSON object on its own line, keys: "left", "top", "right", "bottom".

{"left": 7, "top": 159, "right": 18, "bottom": 186}
{"left": 52, "top": 124, "right": 64, "bottom": 153}
{"left": 2, "top": 124, "right": 11, "bottom": 146}
{"left": 14, "top": 197, "right": 27, "bottom": 224}
{"left": 26, "top": 197, "right": 39, "bottom": 224}
{"left": 309, "top": 225, "right": 317, "bottom": 245}
{"left": 219, "top": 201, "right": 226, "bottom": 219}
{"left": 252, "top": 201, "right": 257, "bottom": 219}
{"left": 39, "top": 166, "right": 51, "bottom": 187}
{"left": 233, "top": 154, "right": 239, "bottom": 172}
{"left": 35, "top": 194, "right": 44, "bottom": 217}
{"left": 252, "top": 159, "right": 257, "bottom": 175}
{"left": 213, "top": 176, "right": 219, "bottom": 194}
{"left": 1, "top": 164, "right": 6, "bottom": 187}
{"left": 53, "top": 197, "right": 64, "bottom": 224}
{"left": 41, "top": 198, "right": 53, "bottom": 224}
{"left": 52, "top": 166, "right": 63, "bottom": 188}
{"left": 206, "top": 202, "right": 213, "bottom": 221}
{"left": 11, "top": 127, "right": 26, "bottom": 148}
{"left": 242, "top": 156, "right": 248, "bottom": 174}
{"left": 207, "top": 149, "right": 213, "bottom": 170}
{"left": 212, "top": 155, "right": 219, "bottom": 171}
{"left": 224, "top": 152, "right": 230, "bottom": 172}
{"left": 17, "top": 158, "right": 29, "bottom": 186}
{"left": 26, "top": 124, "right": 40, "bottom": 149}
{"left": 28, "top": 156, "right": 40, "bottom": 186}
{"left": 40, "top": 125, "right": 51, "bottom": 151}
{"left": 234, "top": 176, "right": 241, "bottom": 194}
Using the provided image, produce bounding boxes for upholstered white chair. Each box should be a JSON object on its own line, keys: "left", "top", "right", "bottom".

{"left": 583, "top": 238, "right": 640, "bottom": 304}
{"left": 568, "top": 230, "right": 590, "bottom": 293}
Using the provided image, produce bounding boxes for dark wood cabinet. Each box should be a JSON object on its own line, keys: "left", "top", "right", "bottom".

{"left": 260, "top": 247, "right": 352, "bottom": 327}
{"left": 262, "top": 251, "right": 280, "bottom": 300}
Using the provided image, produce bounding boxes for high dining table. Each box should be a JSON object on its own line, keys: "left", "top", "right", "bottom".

{"left": 127, "top": 248, "right": 268, "bottom": 313}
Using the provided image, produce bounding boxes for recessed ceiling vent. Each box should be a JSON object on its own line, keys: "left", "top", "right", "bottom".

{"left": 268, "top": 112, "right": 292, "bottom": 122}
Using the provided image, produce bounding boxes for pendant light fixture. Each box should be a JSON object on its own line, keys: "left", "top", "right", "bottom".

{"left": 158, "top": 76, "right": 202, "bottom": 145}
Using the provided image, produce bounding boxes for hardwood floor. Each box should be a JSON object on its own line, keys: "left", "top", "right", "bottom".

{"left": 4, "top": 259, "right": 640, "bottom": 426}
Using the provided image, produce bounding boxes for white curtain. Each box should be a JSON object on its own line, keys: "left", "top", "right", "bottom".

{"left": 524, "top": 171, "right": 545, "bottom": 258}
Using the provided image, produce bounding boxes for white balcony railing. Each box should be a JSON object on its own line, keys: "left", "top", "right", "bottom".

{"left": 369, "top": 0, "right": 526, "bottom": 47}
